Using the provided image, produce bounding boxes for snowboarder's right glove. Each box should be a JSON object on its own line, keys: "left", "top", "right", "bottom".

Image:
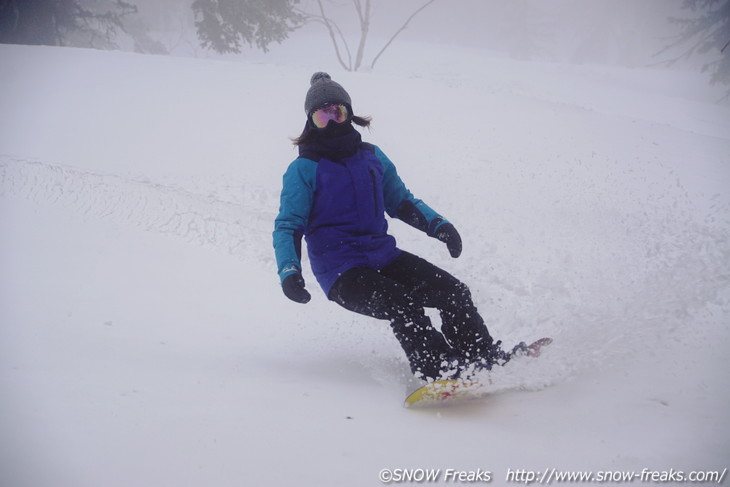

{"left": 282, "top": 272, "right": 311, "bottom": 304}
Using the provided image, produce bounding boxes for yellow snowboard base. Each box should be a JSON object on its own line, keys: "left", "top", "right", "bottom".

{"left": 404, "top": 379, "right": 486, "bottom": 408}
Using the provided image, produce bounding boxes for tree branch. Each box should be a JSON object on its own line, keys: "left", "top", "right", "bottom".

{"left": 299, "top": 8, "right": 353, "bottom": 68}
{"left": 370, "top": 0, "right": 437, "bottom": 70}
{"left": 315, "top": 0, "right": 351, "bottom": 70}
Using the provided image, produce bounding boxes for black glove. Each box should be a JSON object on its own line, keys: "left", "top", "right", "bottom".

{"left": 282, "top": 272, "right": 311, "bottom": 304}
{"left": 435, "top": 223, "right": 462, "bottom": 258}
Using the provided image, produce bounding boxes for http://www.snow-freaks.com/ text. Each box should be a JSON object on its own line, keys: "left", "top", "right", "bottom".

{"left": 377, "top": 467, "right": 728, "bottom": 484}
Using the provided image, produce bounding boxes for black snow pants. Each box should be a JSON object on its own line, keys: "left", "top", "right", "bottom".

{"left": 328, "top": 251, "right": 497, "bottom": 380}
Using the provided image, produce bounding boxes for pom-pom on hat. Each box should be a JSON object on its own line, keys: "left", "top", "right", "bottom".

{"left": 304, "top": 72, "right": 352, "bottom": 115}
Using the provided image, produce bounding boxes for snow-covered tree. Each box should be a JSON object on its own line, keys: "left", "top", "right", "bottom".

{"left": 192, "top": 0, "right": 304, "bottom": 54}
{"left": 660, "top": 0, "right": 730, "bottom": 97}
{"left": 0, "top": 0, "right": 142, "bottom": 50}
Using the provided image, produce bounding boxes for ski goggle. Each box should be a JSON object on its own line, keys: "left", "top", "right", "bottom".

{"left": 310, "top": 104, "right": 350, "bottom": 128}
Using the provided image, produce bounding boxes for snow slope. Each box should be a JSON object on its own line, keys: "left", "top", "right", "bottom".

{"left": 1, "top": 42, "right": 729, "bottom": 487}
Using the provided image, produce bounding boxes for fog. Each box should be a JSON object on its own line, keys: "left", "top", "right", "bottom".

{"left": 412, "top": 0, "right": 686, "bottom": 66}
{"left": 297, "top": 0, "right": 685, "bottom": 65}
{"left": 128, "top": 0, "right": 705, "bottom": 71}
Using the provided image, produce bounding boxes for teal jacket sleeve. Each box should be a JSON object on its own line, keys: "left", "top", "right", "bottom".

{"left": 374, "top": 145, "right": 449, "bottom": 236}
{"left": 273, "top": 158, "right": 317, "bottom": 283}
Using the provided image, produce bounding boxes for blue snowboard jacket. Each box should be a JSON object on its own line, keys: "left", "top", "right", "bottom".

{"left": 273, "top": 139, "right": 450, "bottom": 296}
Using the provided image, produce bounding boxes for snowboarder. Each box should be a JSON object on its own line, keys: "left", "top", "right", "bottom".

{"left": 273, "top": 72, "right": 524, "bottom": 381}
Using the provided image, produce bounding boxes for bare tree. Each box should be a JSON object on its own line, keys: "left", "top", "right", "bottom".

{"left": 304, "top": 0, "right": 438, "bottom": 71}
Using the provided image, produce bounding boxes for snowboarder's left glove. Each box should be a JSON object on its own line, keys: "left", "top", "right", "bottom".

{"left": 435, "top": 223, "right": 462, "bottom": 258}
{"left": 282, "top": 272, "right": 311, "bottom": 304}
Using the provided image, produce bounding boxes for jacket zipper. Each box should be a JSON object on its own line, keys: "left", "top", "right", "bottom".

{"left": 369, "top": 168, "right": 378, "bottom": 218}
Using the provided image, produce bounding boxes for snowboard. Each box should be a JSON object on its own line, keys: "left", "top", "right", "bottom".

{"left": 404, "top": 337, "right": 553, "bottom": 408}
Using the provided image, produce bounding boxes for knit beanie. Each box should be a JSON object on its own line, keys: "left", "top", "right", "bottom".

{"left": 304, "top": 72, "right": 352, "bottom": 116}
